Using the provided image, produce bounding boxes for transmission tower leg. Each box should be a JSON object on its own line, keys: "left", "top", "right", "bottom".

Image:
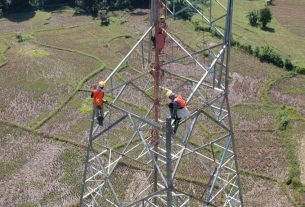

{"left": 166, "top": 118, "right": 173, "bottom": 207}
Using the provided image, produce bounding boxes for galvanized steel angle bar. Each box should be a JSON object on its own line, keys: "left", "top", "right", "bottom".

{"left": 92, "top": 114, "right": 129, "bottom": 141}
{"left": 205, "top": 135, "right": 231, "bottom": 204}
{"left": 105, "top": 26, "right": 153, "bottom": 83}
{"left": 165, "top": 31, "right": 208, "bottom": 73}
{"left": 105, "top": 103, "right": 164, "bottom": 131}
{"left": 186, "top": 45, "right": 227, "bottom": 103}
{"left": 124, "top": 189, "right": 167, "bottom": 207}
{"left": 160, "top": 43, "right": 224, "bottom": 67}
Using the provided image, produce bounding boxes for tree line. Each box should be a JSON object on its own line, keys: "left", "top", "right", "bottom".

{"left": 0, "top": 0, "right": 147, "bottom": 16}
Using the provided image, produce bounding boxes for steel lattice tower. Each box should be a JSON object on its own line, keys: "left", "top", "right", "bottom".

{"left": 80, "top": 0, "right": 243, "bottom": 206}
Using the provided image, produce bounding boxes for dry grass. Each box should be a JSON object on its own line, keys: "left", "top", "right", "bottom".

{"left": 1, "top": 7, "right": 304, "bottom": 206}
{"left": 0, "top": 40, "right": 98, "bottom": 127}
{"left": 240, "top": 174, "right": 293, "bottom": 207}
{"left": 40, "top": 92, "right": 91, "bottom": 144}
{"left": 269, "top": 75, "right": 305, "bottom": 115}
{"left": 270, "top": 0, "right": 305, "bottom": 37}
{"left": 0, "top": 125, "right": 83, "bottom": 207}
{"left": 35, "top": 19, "right": 136, "bottom": 69}
{"left": 235, "top": 131, "right": 289, "bottom": 180}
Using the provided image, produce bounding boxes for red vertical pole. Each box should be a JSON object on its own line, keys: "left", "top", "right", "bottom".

{"left": 152, "top": 0, "right": 161, "bottom": 204}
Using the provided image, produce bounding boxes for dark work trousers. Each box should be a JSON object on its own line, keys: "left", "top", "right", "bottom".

{"left": 168, "top": 103, "right": 181, "bottom": 134}
{"left": 95, "top": 105, "right": 104, "bottom": 126}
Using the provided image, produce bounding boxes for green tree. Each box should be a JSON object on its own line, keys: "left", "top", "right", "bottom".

{"left": 0, "top": 0, "right": 11, "bottom": 16}
{"left": 259, "top": 7, "right": 272, "bottom": 29}
{"left": 247, "top": 10, "right": 258, "bottom": 27}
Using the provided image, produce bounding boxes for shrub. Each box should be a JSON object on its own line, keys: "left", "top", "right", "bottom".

{"left": 16, "top": 33, "right": 34, "bottom": 42}
{"left": 99, "top": 9, "right": 110, "bottom": 26}
{"left": 291, "top": 177, "right": 302, "bottom": 188}
{"left": 211, "top": 28, "right": 222, "bottom": 38}
{"left": 231, "top": 39, "right": 237, "bottom": 47}
{"left": 193, "top": 20, "right": 207, "bottom": 31}
{"left": 254, "top": 46, "right": 260, "bottom": 57}
{"left": 279, "top": 106, "right": 290, "bottom": 130}
{"left": 0, "top": 8, "right": 3, "bottom": 18}
{"left": 259, "top": 7, "right": 272, "bottom": 29}
{"left": 246, "top": 45, "right": 253, "bottom": 54}
{"left": 260, "top": 46, "right": 283, "bottom": 68}
{"left": 247, "top": 10, "right": 259, "bottom": 27}
{"left": 284, "top": 59, "right": 294, "bottom": 71}
{"left": 296, "top": 66, "right": 305, "bottom": 75}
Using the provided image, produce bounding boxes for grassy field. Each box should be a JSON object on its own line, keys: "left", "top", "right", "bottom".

{"left": 231, "top": 0, "right": 305, "bottom": 68}
{"left": 0, "top": 4, "right": 305, "bottom": 206}
{"left": 189, "top": 0, "right": 305, "bottom": 68}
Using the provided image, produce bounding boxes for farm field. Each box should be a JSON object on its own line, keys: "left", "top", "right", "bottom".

{"left": 0, "top": 4, "right": 305, "bottom": 207}
{"left": 191, "top": 0, "right": 305, "bottom": 68}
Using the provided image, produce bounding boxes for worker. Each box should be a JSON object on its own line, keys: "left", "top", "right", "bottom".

{"left": 156, "top": 14, "right": 167, "bottom": 55}
{"left": 166, "top": 90, "right": 190, "bottom": 134}
{"left": 91, "top": 81, "right": 106, "bottom": 126}
{"left": 151, "top": 15, "right": 168, "bottom": 52}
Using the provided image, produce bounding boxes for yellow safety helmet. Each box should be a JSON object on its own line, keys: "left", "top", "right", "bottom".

{"left": 166, "top": 90, "right": 173, "bottom": 98}
{"left": 99, "top": 80, "right": 106, "bottom": 88}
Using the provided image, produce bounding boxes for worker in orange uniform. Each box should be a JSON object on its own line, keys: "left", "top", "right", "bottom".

{"left": 91, "top": 81, "right": 106, "bottom": 126}
{"left": 166, "top": 90, "right": 190, "bottom": 134}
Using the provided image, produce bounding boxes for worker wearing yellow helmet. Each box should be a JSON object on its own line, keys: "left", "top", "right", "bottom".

{"left": 166, "top": 90, "right": 190, "bottom": 133}
{"left": 91, "top": 81, "right": 106, "bottom": 126}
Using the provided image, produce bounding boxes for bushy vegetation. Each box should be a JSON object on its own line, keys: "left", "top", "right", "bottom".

{"left": 284, "top": 59, "right": 294, "bottom": 71}
{"left": 247, "top": 7, "right": 272, "bottom": 29}
{"left": 16, "top": 33, "right": 34, "bottom": 42}
{"left": 259, "top": 46, "right": 283, "bottom": 68}
{"left": 247, "top": 10, "right": 259, "bottom": 27}
{"left": 295, "top": 67, "right": 305, "bottom": 75}
{"left": 259, "top": 7, "right": 272, "bottom": 29}
{"left": 278, "top": 106, "right": 303, "bottom": 189}
{"left": 231, "top": 40, "right": 305, "bottom": 74}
